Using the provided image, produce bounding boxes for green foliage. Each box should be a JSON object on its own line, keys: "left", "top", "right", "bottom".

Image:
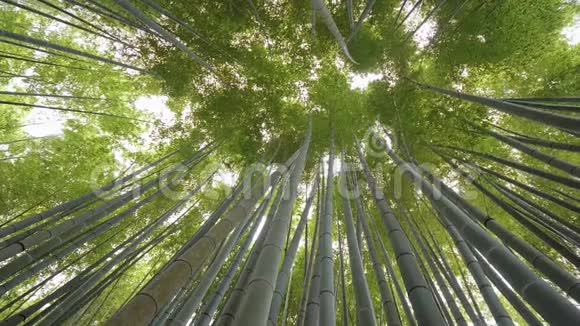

{"left": 0, "top": 0, "right": 578, "bottom": 324}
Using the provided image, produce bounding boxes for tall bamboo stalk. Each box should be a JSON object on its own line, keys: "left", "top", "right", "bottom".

{"left": 234, "top": 116, "right": 312, "bottom": 325}
{"left": 351, "top": 173, "right": 401, "bottom": 326}
{"left": 355, "top": 137, "right": 445, "bottom": 326}
{"left": 339, "top": 150, "right": 376, "bottom": 325}
{"left": 318, "top": 117, "right": 337, "bottom": 326}
{"left": 107, "top": 150, "right": 299, "bottom": 325}
{"left": 382, "top": 134, "right": 580, "bottom": 324}
{"left": 268, "top": 172, "right": 319, "bottom": 325}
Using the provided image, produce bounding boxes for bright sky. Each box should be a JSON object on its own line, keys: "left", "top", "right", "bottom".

{"left": 349, "top": 72, "right": 383, "bottom": 90}
{"left": 213, "top": 170, "right": 238, "bottom": 188}
{"left": 23, "top": 108, "right": 66, "bottom": 137}
{"left": 134, "top": 95, "right": 175, "bottom": 125}
{"left": 413, "top": 18, "right": 437, "bottom": 49}
{"left": 4, "top": 68, "right": 66, "bottom": 137}
{"left": 562, "top": 15, "right": 580, "bottom": 45}
{"left": 27, "top": 96, "right": 172, "bottom": 129}
{"left": 398, "top": 0, "right": 438, "bottom": 49}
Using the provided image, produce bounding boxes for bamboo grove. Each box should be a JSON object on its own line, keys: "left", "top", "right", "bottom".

{"left": 0, "top": 0, "right": 578, "bottom": 325}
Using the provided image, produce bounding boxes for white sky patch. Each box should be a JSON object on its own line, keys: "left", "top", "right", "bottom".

{"left": 43, "top": 21, "right": 63, "bottom": 35}
{"left": 4, "top": 67, "right": 36, "bottom": 91}
{"left": 112, "top": 148, "right": 131, "bottom": 171}
{"left": 442, "top": 174, "right": 461, "bottom": 193}
{"left": 400, "top": 0, "right": 423, "bottom": 28}
{"left": 413, "top": 18, "right": 437, "bottom": 49}
{"left": 295, "top": 81, "right": 309, "bottom": 103}
{"left": 134, "top": 96, "right": 175, "bottom": 125}
{"left": 6, "top": 74, "right": 28, "bottom": 91}
{"left": 452, "top": 82, "right": 464, "bottom": 92}
{"left": 214, "top": 169, "right": 238, "bottom": 188}
{"left": 5, "top": 67, "right": 64, "bottom": 138}
{"left": 30, "top": 272, "right": 69, "bottom": 301}
{"left": 260, "top": 122, "right": 272, "bottom": 142}
{"left": 398, "top": 1, "right": 437, "bottom": 49}
{"left": 349, "top": 72, "right": 383, "bottom": 90}
{"left": 488, "top": 111, "right": 502, "bottom": 125}
{"left": 334, "top": 56, "right": 346, "bottom": 70}
{"left": 309, "top": 58, "right": 322, "bottom": 81}
{"left": 23, "top": 108, "right": 66, "bottom": 137}
{"left": 131, "top": 96, "right": 176, "bottom": 151}
{"left": 119, "top": 139, "right": 140, "bottom": 153}
{"left": 562, "top": 15, "right": 580, "bottom": 46}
